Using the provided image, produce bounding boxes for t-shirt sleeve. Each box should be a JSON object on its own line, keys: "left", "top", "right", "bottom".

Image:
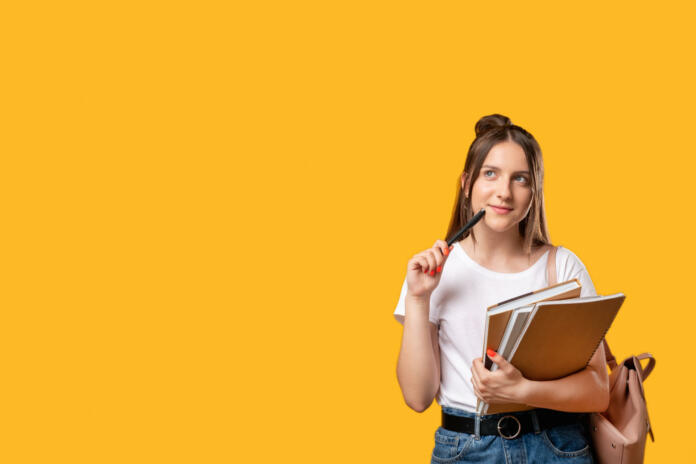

{"left": 393, "top": 275, "right": 441, "bottom": 326}
{"left": 556, "top": 247, "right": 597, "bottom": 297}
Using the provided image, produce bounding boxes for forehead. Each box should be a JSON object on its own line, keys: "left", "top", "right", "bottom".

{"left": 482, "top": 141, "right": 528, "bottom": 171}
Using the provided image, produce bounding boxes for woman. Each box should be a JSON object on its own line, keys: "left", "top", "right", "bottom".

{"left": 393, "top": 114, "right": 608, "bottom": 463}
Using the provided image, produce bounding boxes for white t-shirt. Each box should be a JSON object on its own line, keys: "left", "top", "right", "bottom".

{"left": 393, "top": 243, "right": 597, "bottom": 412}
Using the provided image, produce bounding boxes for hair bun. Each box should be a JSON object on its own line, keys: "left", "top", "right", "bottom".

{"left": 475, "top": 114, "right": 512, "bottom": 137}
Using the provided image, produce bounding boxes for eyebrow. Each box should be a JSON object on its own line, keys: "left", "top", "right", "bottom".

{"left": 481, "top": 165, "right": 530, "bottom": 175}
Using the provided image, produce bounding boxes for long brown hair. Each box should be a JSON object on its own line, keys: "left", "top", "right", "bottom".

{"left": 445, "top": 114, "right": 550, "bottom": 253}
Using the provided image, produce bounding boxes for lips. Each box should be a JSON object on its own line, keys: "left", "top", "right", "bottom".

{"left": 489, "top": 205, "right": 513, "bottom": 214}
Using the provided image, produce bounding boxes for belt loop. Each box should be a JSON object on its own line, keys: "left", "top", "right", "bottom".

{"left": 530, "top": 410, "right": 541, "bottom": 434}
{"left": 474, "top": 413, "right": 481, "bottom": 440}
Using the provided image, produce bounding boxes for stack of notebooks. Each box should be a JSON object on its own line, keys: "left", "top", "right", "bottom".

{"left": 477, "top": 279, "right": 625, "bottom": 415}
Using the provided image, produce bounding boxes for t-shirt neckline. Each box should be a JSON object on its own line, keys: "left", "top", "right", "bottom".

{"left": 455, "top": 241, "right": 551, "bottom": 279}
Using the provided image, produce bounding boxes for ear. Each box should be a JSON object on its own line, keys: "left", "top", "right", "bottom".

{"left": 461, "top": 173, "right": 471, "bottom": 197}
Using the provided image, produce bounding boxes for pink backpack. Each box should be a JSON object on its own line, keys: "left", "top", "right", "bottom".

{"left": 589, "top": 340, "right": 655, "bottom": 463}
{"left": 546, "top": 246, "right": 655, "bottom": 463}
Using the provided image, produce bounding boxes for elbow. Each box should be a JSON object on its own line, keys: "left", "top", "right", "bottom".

{"left": 400, "top": 385, "right": 437, "bottom": 413}
{"left": 585, "top": 367, "right": 610, "bottom": 412}
{"left": 588, "top": 378, "right": 610, "bottom": 413}
{"left": 401, "top": 388, "right": 434, "bottom": 413}
{"left": 595, "top": 373, "right": 610, "bottom": 413}
{"left": 397, "top": 372, "right": 437, "bottom": 413}
{"left": 596, "top": 389, "right": 610, "bottom": 413}
{"left": 405, "top": 398, "right": 431, "bottom": 413}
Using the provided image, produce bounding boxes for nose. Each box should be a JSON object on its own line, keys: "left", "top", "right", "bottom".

{"left": 496, "top": 178, "right": 512, "bottom": 201}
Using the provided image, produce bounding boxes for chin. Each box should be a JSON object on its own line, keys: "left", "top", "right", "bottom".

{"left": 483, "top": 218, "right": 521, "bottom": 233}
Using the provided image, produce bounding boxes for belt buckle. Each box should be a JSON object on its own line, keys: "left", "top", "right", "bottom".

{"left": 497, "top": 415, "right": 522, "bottom": 440}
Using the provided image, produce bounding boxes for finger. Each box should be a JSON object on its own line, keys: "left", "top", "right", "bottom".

{"left": 486, "top": 348, "right": 509, "bottom": 371}
{"left": 472, "top": 383, "right": 482, "bottom": 400}
{"left": 430, "top": 244, "right": 446, "bottom": 266}
{"left": 472, "top": 383, "right": 485, "bottom": 402}
{"left": 470, "top": 367, "right": 480, "bottom": 391}
{"left": 471, "top": 359, "right": 486, "bottom": 384}
{"left": 471, "top": 359, "right": 480, "bottom": 379}
{"left": 413, "top": 255, "right": 429, "bottom": 273}
{"left": 408, "top": 256, "right": 421, "bottom": 273}
{"left": 426, "top": 249, "right": 443, "bottom": 274}
{"left": 472, "top": 357, "right": 487, "bottom": 376}
{"left": 423, "top": 251, "right": 437, "bottom": 275}
{"left": 431, "top": 241, "right": 444, "bottom": 258}
{"left": 434, "top": 240, "right": 452, "bottom": 258}
{"left": 470, "top": 370, "right": 480, "bottom": 391}
{"left": 427, "top": 249, "right": 442, "bottom": 269}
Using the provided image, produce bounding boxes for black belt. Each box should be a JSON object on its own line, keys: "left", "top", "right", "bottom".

{"left": 442, "top": 409, "right": 587, "bottom": 440}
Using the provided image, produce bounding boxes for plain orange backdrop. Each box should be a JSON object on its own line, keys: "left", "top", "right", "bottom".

{"left": 0, "top": 1, "right": 693, "bottom": 462}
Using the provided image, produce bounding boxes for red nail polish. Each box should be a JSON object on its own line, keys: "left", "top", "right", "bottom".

{"left": 437, "top": 265, "right": 442, "bottom": 273}
{"left": 444, "top": 249, "right": 449, "bottom": 256}
{"left": 429, "top": 270, "right": 435, "bottom": 276}
{"left": 487, "top": 348, "right": 497, "bottom": 358}
{"left": 423, "top": 268, "right": 428, "bottom": 273}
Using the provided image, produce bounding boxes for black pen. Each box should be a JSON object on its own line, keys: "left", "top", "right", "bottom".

{"left": 446, "top": 208, "right": 486, "bottom": 246}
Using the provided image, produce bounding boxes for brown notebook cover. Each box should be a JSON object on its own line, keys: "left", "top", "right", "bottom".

{"left": 483, "top": 293, "right": 625, "bottom": 414}
{"left": 482, "top": 280, "right": 582, "bottom": 371}
{"left": 476, "top": 280, "right": 582, "bottom": 414}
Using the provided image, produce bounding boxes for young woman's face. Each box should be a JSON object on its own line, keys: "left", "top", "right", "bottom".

{"left": 463, "top": 141, "right": 534, "bottom": 233}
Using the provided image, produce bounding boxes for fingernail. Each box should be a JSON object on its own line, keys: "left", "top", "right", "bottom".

{"left": 487, "top": 348, "right": 497, "bottom": 358}
{"left": 437, "top": 265, "right": 442, "bottom": 273}
{"left": 429, "top": 270, "right": 435, "bottom": 276}
{"left": 423, "top": 268, "right": 428, "bottom": 273}
{"left": 444, "top": 249, "right": 449, "bottom": 256}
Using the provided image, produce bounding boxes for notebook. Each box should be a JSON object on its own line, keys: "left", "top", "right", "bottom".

{"left": 481, "top": 279, "right": 582, "bottom": 371}
{"left": 491, "top": 305, "right": 534, "bottom": 370}
{"left": 480, "top": 293, "right": 625, "bottom": 415}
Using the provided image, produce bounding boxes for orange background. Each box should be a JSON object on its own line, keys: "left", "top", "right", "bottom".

{"left": 1, "top": 1, "right": 693, "bottom": 462}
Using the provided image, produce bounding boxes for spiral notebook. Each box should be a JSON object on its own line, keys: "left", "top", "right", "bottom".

{"left": 482, "top": 279, "right": 582, "bottom": 371}
{"left": 480, "top": 293, "right": 625, "bottom": 415}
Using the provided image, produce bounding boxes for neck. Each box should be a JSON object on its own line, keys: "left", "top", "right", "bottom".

{"left": 462, "top": 223, "right": 528, "bottom": 262}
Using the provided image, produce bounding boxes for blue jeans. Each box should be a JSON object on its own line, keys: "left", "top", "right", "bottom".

{"left": 431, "top": 407, "right": 594, "bottom": 463}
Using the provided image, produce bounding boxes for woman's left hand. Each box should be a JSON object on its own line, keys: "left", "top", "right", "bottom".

{"left": 471, "top": 350, "right": 529, "bottom": 404}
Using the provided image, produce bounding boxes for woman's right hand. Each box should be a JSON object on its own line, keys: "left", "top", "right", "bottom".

{"left": 406, "top": 240, "right": 454, "bottom": 299}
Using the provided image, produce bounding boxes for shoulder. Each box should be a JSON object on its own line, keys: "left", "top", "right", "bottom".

{"left": 554, "top": 246, "right": 590, "bottom": 279}
{"left": 532, "top": 243, "right": 555, "bottom": 259}
{"left": 554, "top": 246, "right": 597, "bottom": 296}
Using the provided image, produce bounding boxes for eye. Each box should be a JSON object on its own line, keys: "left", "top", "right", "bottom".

{"left": 483, "top": 170, "right": 495, "bottom": 177}
{"left": 515, "top": 175, "right": 529, "bottom": 184}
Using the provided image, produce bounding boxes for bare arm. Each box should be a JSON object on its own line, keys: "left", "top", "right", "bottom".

{"left": 396, "top": 295, "right": 440, "bottom": 412}
{"left": 518, "top": 341, "right": 609, "bottom": 412}
{"left": 471, "top": 342, "right": 610, "bottom": 413}
{"left": 395, "top": 240, "right": 451, "bottom": 413}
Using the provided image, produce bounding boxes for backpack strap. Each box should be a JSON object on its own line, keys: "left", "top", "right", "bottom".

{"left": 602, "top": 339, "right": 619, "bottom": 371}
{"left": 636, "top": 353, "right": 656, "bottom": 380}
{"left": 546, "top": 246, "right": 558, "bottom": 286}
{"left": 631, "top": 352, "right": 656, "bottom": 441}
